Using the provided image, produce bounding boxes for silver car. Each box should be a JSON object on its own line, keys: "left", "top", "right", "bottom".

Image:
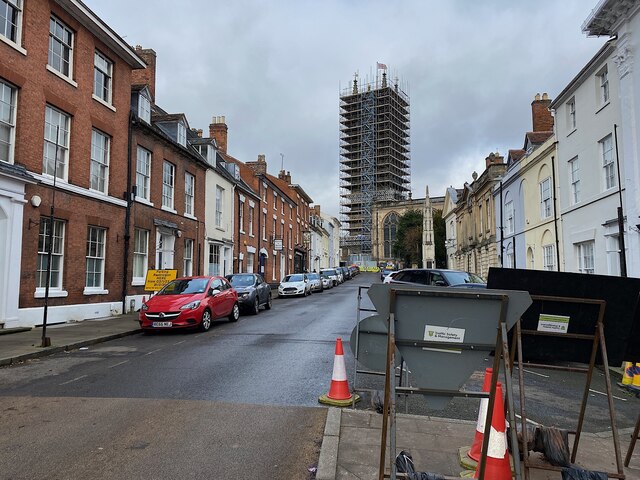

{"left": 320, "top": 268, "right": 339, "bottom": 287}
{"left": 307, "top": 272, "right": 323, "bottom": 292}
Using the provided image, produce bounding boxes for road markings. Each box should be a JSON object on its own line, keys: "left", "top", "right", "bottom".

{"left": 59, "top": 375, "right": 88, "bottom": 385}
{"left": 144, "top": 348, "right": 161, "bottom": 356}
{"left": 173, "top": 340, "right": 186, "bottom": 345}
{"left": 515, "top": 413, "right": 541, "bottom": 426}
{"left": 107, "top": 360, "right": 129, "bottom": 368}
{"left": 589, "top": 388, "right": 627, "bottom": 401}
{"left": 515, "top": 366, "right": 550, "bottom": 378}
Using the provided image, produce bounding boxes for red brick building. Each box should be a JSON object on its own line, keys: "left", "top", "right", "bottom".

{"left": 0, "top": 0, "right": 146, "bottom": 327}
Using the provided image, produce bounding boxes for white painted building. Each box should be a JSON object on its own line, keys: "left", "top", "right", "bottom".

{"left": 550, "top": 38, "right": 626, "bottom": 276}
{"left": 583, "top": 1, "right": 640, "bottom": 277}
{"left": 320, "top": 213, "right": 341, "bottom": 267}
{"left": 442, "top": 187, "right": 460, "bottom": 269}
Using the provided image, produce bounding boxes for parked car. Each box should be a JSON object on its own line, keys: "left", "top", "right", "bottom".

{"left": 349, "top": 265, "right": 360, "bottom": 277}
{"left": 380, "top": 267, "right": 397, "bottom": 281}
{"left": 383, "top": 271, "right": 400, "bottom": 284}
{"left": 320, "top": 268, "right": 339, "bottom": 287}
{"left": 140, "top": 276, "right": 239, "bottom": 332}
{"left": 339, "top": 266, "right": 351, "bottom": 280}
{"left": 278, "top": 273, "right": 312, "bottom": 297}
{"left": 320, "top": 274, "right": 333, "bottom": 289}
{"left": 307, "top": 272, "right": 324, "bottom": 292}
{"left": 226, "top": 273, "right": 272, "bottom": 315}
{"left": 387, "top": 269, "right": 486, "bottom": 288}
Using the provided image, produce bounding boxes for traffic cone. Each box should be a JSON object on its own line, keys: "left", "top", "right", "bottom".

{"left": 622, "top": 362, "right": 634, "bottom": 386}
{"left": 318, "top": 338, "right": 360, "bottom": 406}
{"left": 468, "top": 368, "right": 493, "bottom": 462}
{"left": 474, "top": 382, "right": 512, "bottom": 479}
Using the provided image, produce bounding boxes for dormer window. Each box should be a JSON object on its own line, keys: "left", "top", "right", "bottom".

{"left": 138, "top": 92, "right": 151, "bottom": 123}
{"left": 177, "top": 121, "right": 186, "bottom": 147}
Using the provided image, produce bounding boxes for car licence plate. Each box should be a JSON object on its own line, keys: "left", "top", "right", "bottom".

{"left": 152, "top": 321, "right": 172, "bottom": 327}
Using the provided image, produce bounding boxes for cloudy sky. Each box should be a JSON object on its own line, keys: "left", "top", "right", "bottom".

{"left": 93, "top": 0, "right": 607, "bottom": 218}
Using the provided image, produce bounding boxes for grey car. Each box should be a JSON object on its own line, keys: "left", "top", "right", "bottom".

{"left": 388, "top": 268, "right": 486, "bottom": 288}
{"left": 307, "top": 272, "right": 324, "bottom": 292}
{"left": 226, "top": 273, "right": 273, "bottom": 315}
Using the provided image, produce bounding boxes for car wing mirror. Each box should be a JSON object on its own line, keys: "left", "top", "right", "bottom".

{"left": 208, "top": 288, "right": 221, "bottom": 297}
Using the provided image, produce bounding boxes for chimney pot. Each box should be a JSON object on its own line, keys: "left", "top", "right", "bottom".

{"left": 209, "top": 115, "right": 228, "bottom": 154}
{"left": 531, "top": 93, "right": 554, "bottom": 132}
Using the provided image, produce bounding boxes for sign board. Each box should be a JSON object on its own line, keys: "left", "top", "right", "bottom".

{"left": 537, "top": 314, "right": 569, "bottom": 334}
{"left": 274, "top": 239, "right": 283, "bottom": 251}
{"left": 144, "top": 269, "right": 177, "bottom": 291}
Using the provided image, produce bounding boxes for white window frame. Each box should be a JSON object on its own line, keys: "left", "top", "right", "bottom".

{"left": 156, "top": 229, "right": 175, "bottom": 269}
{"left": 177, "top": 121, "right": 186, "bottom": 147}
{"left": 567, "top": 98, "right": 576, "bottom": 130}
{"left": 249, "top": 205, "right": 254, "bottom": 236}
{"left": 601, "top": 134, "right": 615, "bottom": 190}
{"left": 48, "top": 15, "right": 73, "bottom": 79}
{"left": 0, "top": 0, "right": 23, "bottom": 48}
{"left": 162, "top": 161, "right": 175, "bottom": 210}
{"left": 262, "top": 212, "right": 267, "bottom": 240}
{"left": 133, "top": 228, "right": 148, "bottom": 285}
{"left": 85, "top": 226, "right": 106, "bottom": 292}
{"left": 43, "top": 105, "right": 70, "bottom": 180}
{"left": 239, "top": 200, "right": 245, "bottom": 233}
{"left": 36, "top": 218, "right": 65, "bottom": 292}
{"left": 505, "top": 201, "right": 514, "bottom": 235}
{"left": 570, "top": 157, "right": 580, "bottom": 205}
{"left": 247, "top": 252, "right": 254, "bottom": 273}
{"left": 138, "top": 93, "right": 151, "bottom": 123}
{"left": 183, "top": 239, "right": 193, "bottom": 276}
{"left": 539, "top": 177, "right": 552, "bottom": 219}
{"left": 605, "top": 234, "right": 621, "bottom": 276}
{"left": 215, "top": 185, "right": 224, "bottom": 227}
{"left": 0, "top": 79, "right": 17, "bottom": 163}
{"left": 273, "top": 191, "right": 277, "bottom": 210}
{"left": 542, "top": 244, "right": 555, "bottom": 271}
{"left": 93, "top": 51, "right": 113, "bottom": 105}
{"left": 208, "top": 243, "right": 221, "bottom": 276}
{"left": 184, "top": 172, "right": 195, "bottom": 216}
{"left": 135, "top": 146, "right": 151, "bottom": 201}
{"left": 90, "top": 129, "right": 110, "bottom": 194}
{"left": 599, "top": 67, "right": 609, "bottom": 105}
{"left": 577, "top": 241, "right": 595, "bottom": 274}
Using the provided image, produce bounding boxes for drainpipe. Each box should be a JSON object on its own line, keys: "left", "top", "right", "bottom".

{"left": 551, "top": 155, "right": 561, "bottom": 271}
{"left": 499, "top": 181, "right": 504, "bottom": 267}
{"left": 614, "top": 124, "right": 627, "bottom": 277}
{"left": 122, "top": 111, "right": 134, "bottom": 314}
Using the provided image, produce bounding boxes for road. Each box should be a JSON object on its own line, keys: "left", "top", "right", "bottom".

{"left": 1, "top": 272, "right": 639, "bottom": 479}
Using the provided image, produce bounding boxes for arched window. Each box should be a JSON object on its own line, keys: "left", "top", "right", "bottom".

{"left": 383, "top": 213, "right": 398, "bottom": 258}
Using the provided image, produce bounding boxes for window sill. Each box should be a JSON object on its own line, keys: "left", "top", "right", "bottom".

{"left": 161, "top": 205, "right": 177, "bottom": 214}
{"left": 595, "top": 101, "right": 610, "bottom": 115}
{"left": 131, "top": 279, "right": 145, "bottom": 286}
{"left": 0, "top": 35, "right": 26, "bottom": 55}
{"left": 34, "top": 289, "right": 68, "bottom": 299}
{"left": 83, "top": 288, "right": 109, "bottom": 295}
{"left": 183, "top": 213, "right": 197, "bottom": 221}
{"left": 46, "top": 65, "right": 78, "bottom": 88}
{"left": 92, "top": 94, "right": 116, "bottom": 112}
{"left": 135, "top": 196, "right": 154, "bottom": 207}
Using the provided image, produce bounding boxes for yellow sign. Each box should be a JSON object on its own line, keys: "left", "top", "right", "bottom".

{"left": 144, "top": 269, "right": 178, "bottom": 291}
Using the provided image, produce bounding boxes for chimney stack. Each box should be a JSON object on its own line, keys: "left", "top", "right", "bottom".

{"left": 246, "top": 154, "right": 267, "bottom": 175}
{"left": 209, "top": 116, "right": 228, "bottom": 154}
{"left": 278, "top": 170, "right": 292, "bottom": 184}
{"left": 531, "top": 92, "right": 553, "bottom": 132}
{"left": 131, "top": 46, "right": 157, "bottom": 102}
{"left": 485, "top": 152, "right": 504, "bottom": 168}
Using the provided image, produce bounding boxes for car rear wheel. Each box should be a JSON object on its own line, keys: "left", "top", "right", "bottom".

{"left": 251, "top": 297, "right": 260, "bottom": 315}
{"left": 264, "top": 294, "right": 272, "bottom": 310}
{"left": 228, "top": 303, "right": 240, "bottom": 322}
{"left": 199, "top": 309, "right": 212, "bottom": 332}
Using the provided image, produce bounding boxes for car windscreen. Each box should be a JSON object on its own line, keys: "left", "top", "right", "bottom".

{"left": 158, "top": 278, "right": 209, "bottom": 295}
{"left": 322, "top": 269, "right": 336, "bottom": 276}
{"left": 442, "top": 271, "right": 485, "bottom": 285}
{"left": 284, "top": 274, "right": 304, "bottom": 282}
{"left": 229, "top": 275, "right": 254, "bottom": 287}
{"left": 308, "top": 273, "right": 319, "bottom": 280}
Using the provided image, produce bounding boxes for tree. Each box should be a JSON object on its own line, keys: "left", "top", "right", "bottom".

{"left": 393, "top": 209, "right": 423, "bottom": 267}
{"left": 433, "top": 209, "right": 446, "bottom": 268}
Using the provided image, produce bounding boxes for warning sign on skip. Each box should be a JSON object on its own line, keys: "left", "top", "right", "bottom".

{"left": 537, "top": 314, "right": 570, "bottom": 334}
{"left": 423, "top": 325, "right": 465, "bottom": 354}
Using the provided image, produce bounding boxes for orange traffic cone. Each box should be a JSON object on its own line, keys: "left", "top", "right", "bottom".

{"left": 468, "top": 368, "right": 493, "bottom": 462}
{"left": 318, "top": 338, "right": 360, "bottom": 406}
{"left": 474, "top": 382, "right": 512, "bottom": 479}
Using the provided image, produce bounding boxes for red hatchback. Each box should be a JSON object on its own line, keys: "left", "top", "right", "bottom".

{"left": 139, "top": 276, "right": 240, "bottom": 332}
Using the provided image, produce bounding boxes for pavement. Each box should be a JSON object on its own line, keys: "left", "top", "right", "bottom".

{"left": 2, "top": 315, "right": 640, "bottom": 479}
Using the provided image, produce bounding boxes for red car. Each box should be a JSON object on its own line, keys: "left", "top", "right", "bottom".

{"left": 139, "top": 276, "right": 240, "bottom": 332}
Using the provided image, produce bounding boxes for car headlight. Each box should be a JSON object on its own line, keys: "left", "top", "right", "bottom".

{"left": 141, "top": 303, "right": 148, "bottom": 311}
{"left": 241, "top": 293, "right": 249, "bottom": 298}
{"left": 180, "top": 300, "right": 201, "bottom": 310}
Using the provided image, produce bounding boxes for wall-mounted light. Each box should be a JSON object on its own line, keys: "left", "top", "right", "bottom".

{"left": 31, "top": 195, "right": 42, "bottom": 208}
{"left": 176, "top": 230, "right": 182, "bottom": 238}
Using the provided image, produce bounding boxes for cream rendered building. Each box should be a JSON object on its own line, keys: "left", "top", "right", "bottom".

{"left": 442, "top": 187, "right": 462, "bottom": 269}
{"left": 451, "top": 153, "right": 506, "bottom": 279}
